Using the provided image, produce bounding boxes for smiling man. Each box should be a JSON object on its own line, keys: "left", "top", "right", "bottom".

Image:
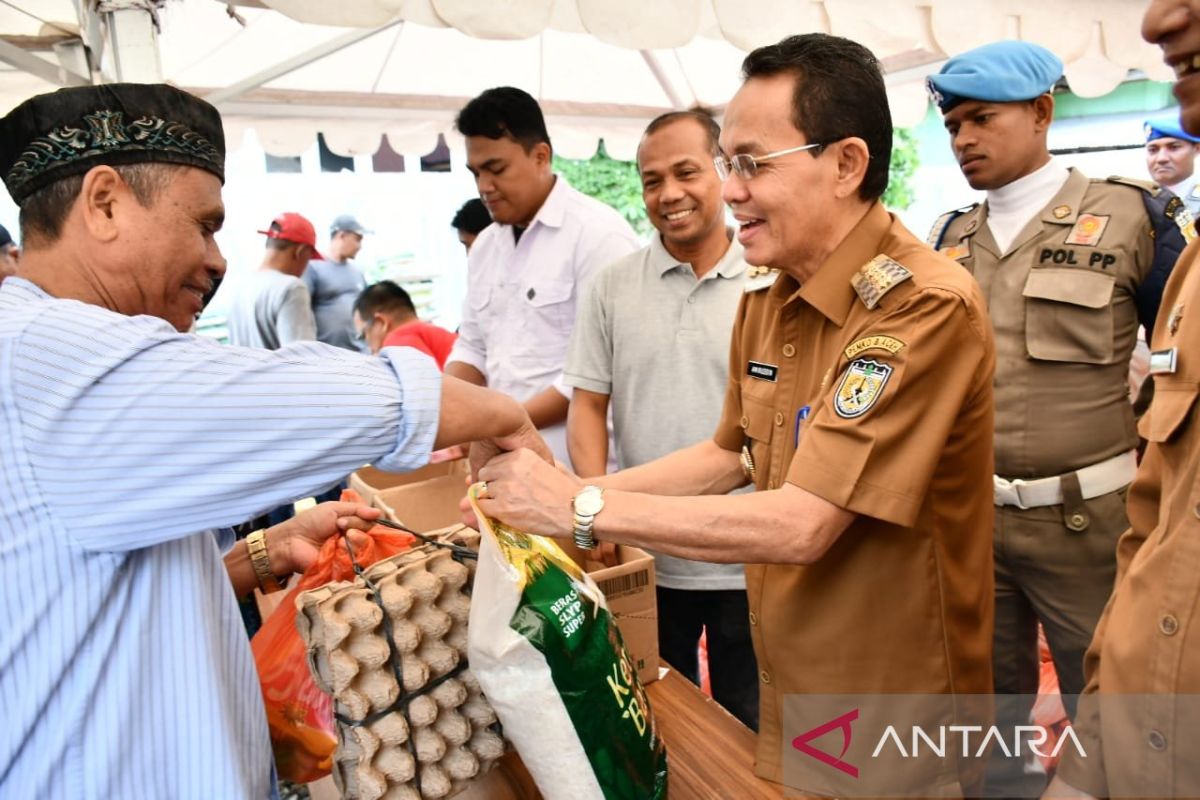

{"left": 444, "top": 86, "right": 640, "bottom": 468}
{"left": 562, "top": 109, "right": 757, "bottom": 729}
{"left": 0, "top": 82, "right": 549, "bottom": 799}
{"left": 927, "top": 41, "right": 1188, "bottom": 798}
{"left": 1145, "top": 113, "right": 1200, "bottom": 212}
{"left": 471, "top": 34, "right": 996, "bottom": 796}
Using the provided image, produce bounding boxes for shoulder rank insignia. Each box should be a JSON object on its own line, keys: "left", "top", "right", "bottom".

{"left": 834, "top": 358, "right": 893, "bottom": 419}
{"left": 851, "top": 255, "right": 912, "bottom": 310}
{"left": 925, "top": 204, "right": 976, "bottom": 250}
{"left": 1164, "top": 195, "right": 1198, "bottom": 244}
{"left": 744, "top": 265, "right": 779, "bottom": 293}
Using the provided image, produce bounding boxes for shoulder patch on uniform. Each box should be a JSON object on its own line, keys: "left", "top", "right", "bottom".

{"left": 744, "top": 265, "right": 779, "bottom": 293}
{"left": 851, "top": 255, "right": 913, "bottom": 310}
{"left": 925, "top": 204, "right": 977, "bottom": 250}
{"left": 834, "top": 358, "right": 892, "bottom": 419}
{"left": 844, "top": 335, "right": 905, "bottom": 360}
{"left": 1165, "top": 195, "right": 1198, "bottom": 243}
{"left": 1105, "top": 175, "right": 1161, "bottom": 196}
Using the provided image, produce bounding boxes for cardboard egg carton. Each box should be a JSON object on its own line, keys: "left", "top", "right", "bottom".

{"left": 297, "top": 527, "right": 503, "bottom": 800}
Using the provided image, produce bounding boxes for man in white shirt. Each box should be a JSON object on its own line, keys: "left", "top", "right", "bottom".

{"left": 444, "top": 86, "right": 641, "bottom": 467}
{"left": 1145, "top": 114, "right": 1200, "bottom": 214}
{"left": 227, "top": 212, "right": 320, "bottom": 350}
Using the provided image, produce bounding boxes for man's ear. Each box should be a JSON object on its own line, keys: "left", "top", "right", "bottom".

{"left": 1032, "top": 94, "right": 1055, "bottom": 132}
{"left": 831, "top": 137, "right": 871, "bottom": 200}
{"left": 531, "top": 141, "right": 552, "bottom": 168}
{"left": 77, "top": 166, "right": 126, "bottom": 244}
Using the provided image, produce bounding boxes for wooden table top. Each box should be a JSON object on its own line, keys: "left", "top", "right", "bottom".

{"left": 458, "top": 667, "right": 784, "bottom": 800}
{"left": 649, "top": 668, "right": 783, "bottom": 799}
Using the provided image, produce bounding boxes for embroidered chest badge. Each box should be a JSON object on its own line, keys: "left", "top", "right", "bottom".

{"left": 939, "top": 242, "right": 970, "bottom": 261}
{"left": 1064, "top": 214, "right": 1110, "bottom": 246}
{"left": 851, "top": 255, "right": 912, "bottom": 310}
{"left": 834, "top": 358, "right": 893, "bottom": 419}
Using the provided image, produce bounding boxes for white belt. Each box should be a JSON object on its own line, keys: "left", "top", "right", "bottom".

{"left": 993, "top": 450, "right": 1137, "bottom": 509}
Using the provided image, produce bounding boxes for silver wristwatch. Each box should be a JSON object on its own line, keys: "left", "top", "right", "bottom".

{"left": 572, "top": 485, "right": 606, "bottom": 550}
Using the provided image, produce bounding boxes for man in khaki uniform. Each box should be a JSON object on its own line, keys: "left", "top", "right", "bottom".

{"left": 1046, "top": 2, "right": 1200, "bottom": 796}
{"left": 472, "top": 33, "right": 996, "bottom": 796}
{"left": 927, "top": 40, "right": 1186, "bottom": 796}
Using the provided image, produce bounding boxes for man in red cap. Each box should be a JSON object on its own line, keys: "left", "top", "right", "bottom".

{"left": 227, "top": 212, "right": 323, "bottom": 350}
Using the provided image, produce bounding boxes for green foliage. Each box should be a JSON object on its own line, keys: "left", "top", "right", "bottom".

{"left": 883, "top": 128, "right": 919, "bottom": 211}
{"left": 556, "top": 129, "right": 920, "bottom": 228}
{"left": 554, "top": 142, "right": 651, "bottom": 236}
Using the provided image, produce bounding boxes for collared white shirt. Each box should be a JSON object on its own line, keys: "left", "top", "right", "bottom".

{"left": 0, "top": 277, "right": 440, "bottom": 799}
{"left": 447, "top": 176, "right": 640, "bottom": 465}
{"left": 1167, "top": 174, "right": 1200, "bottom": 215}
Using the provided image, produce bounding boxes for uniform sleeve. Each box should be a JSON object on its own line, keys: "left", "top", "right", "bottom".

{"left": 446, "top": 247, "right": 488, "bottom": 375}
{"left": 276, "top": 282, "right": 317, "bottom": 344}
{"left": 563, "top": 264, "right": 614, "bottom": 395}
{"left": 12, "top": 312, "right": 441, "bottom": 552}
{"left": 787, "top": 287, "right": 993, "bottom": 526}
{"left": 713, "top": 293, "right": 751, "bottom": 453}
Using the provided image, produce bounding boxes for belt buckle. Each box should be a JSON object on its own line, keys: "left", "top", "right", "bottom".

{"left": 994, "top": 476, "right": 1030, "bottom": 509}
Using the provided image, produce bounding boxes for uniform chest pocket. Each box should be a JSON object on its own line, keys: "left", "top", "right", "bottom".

{"left": 1022, "top": 267, "right": 1116, "bottom": 364}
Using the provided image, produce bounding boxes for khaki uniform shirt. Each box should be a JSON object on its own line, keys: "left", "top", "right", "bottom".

{"left": 1058, "top": 238, "right": 1200, "bottom": 798}
{"left": 713, "top": 204, "right": 996, "bottom": 791}
{"left": 936, "top": 168, "right": 1153, "bottom": 477}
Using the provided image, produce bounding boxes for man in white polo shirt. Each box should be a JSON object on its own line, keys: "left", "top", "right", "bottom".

{"left": 445, "top": 87, "right": 640, "bottom": 467}
{"left": 564, "top": 110, "right": 757, "bottom": 728}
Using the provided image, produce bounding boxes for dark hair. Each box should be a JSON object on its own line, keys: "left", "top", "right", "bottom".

{"left": 455, "top": 86, "right": 552, "bottom": 152}
{"left": 354, "top": 280, "right": 416, "bottom": 321}
{"left": 451, "top": 198, "right": 492, "bottom": 235}
{"left": 741, "top": 33, "right": 892, "bottom": 201}
{"left": 19, "top": 163, "right": 174, "bottom": 245}
{"left": 642, "top": 108, "right": 722, "bottom": 156}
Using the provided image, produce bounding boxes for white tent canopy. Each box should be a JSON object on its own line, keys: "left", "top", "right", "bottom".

{"left": 0, "top": 0, "right": 1176, "bottom": 160}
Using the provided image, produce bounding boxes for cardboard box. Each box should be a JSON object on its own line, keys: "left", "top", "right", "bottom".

{"left": 348, "top": 459, "right": 468, "bottom": 505}
{"left": 583, "top": 546, "right": 660, "bottom": 686}
{"left": 373, "top": 471, "right": 469, "bottom": 532}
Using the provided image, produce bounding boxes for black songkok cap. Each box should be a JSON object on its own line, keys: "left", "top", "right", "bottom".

{"left": 0, "top": 83, "right": 225, "bottom": 205}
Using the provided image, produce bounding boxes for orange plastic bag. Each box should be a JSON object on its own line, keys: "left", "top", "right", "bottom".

{"left": 251, "top": 489, "right": 415, "bottom": 783}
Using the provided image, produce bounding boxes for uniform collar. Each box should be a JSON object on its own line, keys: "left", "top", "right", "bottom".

{"left": 776, "top": 201, "right": 893, "bottom": 326}
{"left": 649, "top": 228, "right": 748, "bottom": 279}
{"left": 956, "top": 167, "right": 1089, "bottom": 257}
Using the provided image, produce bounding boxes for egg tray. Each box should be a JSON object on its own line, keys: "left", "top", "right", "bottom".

{"left": 296, "top": 528, "right": 504, "bottom": 800}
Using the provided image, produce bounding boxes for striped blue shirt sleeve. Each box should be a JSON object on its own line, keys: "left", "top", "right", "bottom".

{"left": 8, "top": 292, "right": 441, "bottom": 552}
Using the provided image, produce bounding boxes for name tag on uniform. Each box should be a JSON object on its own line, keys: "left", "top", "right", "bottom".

{"left": 747, "top": 361, "right": 778, "bottom": 382}
{"left": 1149, "top": 348, "right": 1178, "bottom": 375}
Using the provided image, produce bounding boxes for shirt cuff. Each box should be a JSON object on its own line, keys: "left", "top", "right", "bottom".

{"left": 446, "top": 339, "right": 486, "bottom": 376}
{"left": 563, "top": 372, "right": 611, "bottom": 395}
{"left": 374, "top": 346, "right": 443, "bottom": 473}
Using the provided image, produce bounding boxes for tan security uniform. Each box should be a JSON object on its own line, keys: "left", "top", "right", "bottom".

{"left": 714, "top": 203, "right": 995, "bottom": 795}
{"left": 1057, "top": 237, "right": 1200, "bottom": 798}
{"left": 935, "top": 169, "right": 1155, "bottom": 708}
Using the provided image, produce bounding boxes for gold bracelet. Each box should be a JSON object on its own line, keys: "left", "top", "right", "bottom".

{"left": 245, "top": 529, "right": 284, "bottom": 594}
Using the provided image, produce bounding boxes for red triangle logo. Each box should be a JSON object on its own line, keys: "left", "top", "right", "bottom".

{"left": 791, "top": 708, "right": 859, "bottom": 778}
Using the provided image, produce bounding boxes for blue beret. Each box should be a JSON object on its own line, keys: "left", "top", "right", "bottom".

{"left": 927, "top": 41, "right": 1063, "bottom": 113}
{"left": 1144, "top": 115, "right": 1200, "bottom": 144}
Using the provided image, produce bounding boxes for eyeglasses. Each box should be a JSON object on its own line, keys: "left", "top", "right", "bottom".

{"left": 713, "top": 142, "right": 826, "bottom": 181}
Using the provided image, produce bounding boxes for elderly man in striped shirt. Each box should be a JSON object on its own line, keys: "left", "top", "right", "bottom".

{"left": 0, "top": 83, "right": 547, "bottom": 800}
